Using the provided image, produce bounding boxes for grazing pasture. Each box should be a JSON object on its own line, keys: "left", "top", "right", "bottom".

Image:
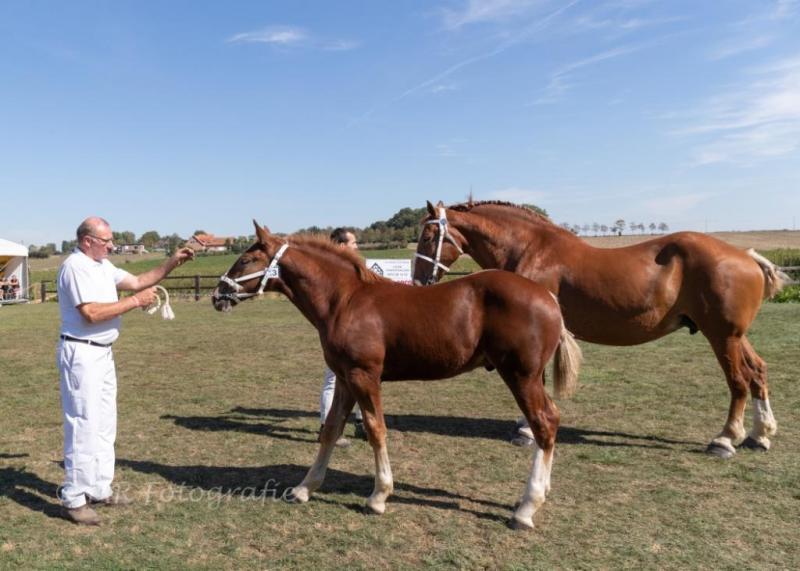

{"left": 0, "top": 299, "right": 798, "bottom": 569}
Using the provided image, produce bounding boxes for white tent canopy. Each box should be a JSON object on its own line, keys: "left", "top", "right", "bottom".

{"left": 0, "top": 238, "right": 30, "bottom": 303}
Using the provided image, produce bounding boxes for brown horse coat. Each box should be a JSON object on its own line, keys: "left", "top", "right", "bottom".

{"left": 414, "top": 200, "right": 785, "bottom": 457}
{"left": 212, "top": 222, "right": 581, "bottom": 529}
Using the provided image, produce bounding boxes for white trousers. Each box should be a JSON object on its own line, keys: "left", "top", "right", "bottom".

{"left": 320, "top": 367, "right": 362, "bottom": 425}
{"left": 57, "top": 340, "right": 117, "bottom": 508}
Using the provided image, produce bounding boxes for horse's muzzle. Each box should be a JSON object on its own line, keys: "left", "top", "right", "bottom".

{"left": 211, "top": 287, "right": 236, "bottom": 313}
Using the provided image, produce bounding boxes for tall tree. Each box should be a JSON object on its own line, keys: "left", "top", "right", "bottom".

{"left": 139, "top": 230, "right": 161, "bottom": 248}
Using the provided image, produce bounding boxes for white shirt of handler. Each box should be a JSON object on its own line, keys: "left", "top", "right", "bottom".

{"left": 58, "top": 249, "right": 132, "bottom": 345}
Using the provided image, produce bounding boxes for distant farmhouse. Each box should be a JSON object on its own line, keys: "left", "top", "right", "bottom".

{"left": 115, "top": 244, "right": 147, "bottom": 255}
{"left": 186, "top": 233, "right": 231, "bottom": 253}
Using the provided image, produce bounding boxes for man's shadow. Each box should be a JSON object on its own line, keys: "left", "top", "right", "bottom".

{"left": 0, "top": 466, "right": 62, "bottom": 519}
{"left": 163, "top": 406, "right": 700, "bottom": 450}
{"left": 117, "top": 458, "right": 510, "bottom": 523}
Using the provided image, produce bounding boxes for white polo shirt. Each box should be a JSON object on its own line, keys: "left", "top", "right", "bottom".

{"left": 57, "top": 249, "right": 132, "bottom": 345}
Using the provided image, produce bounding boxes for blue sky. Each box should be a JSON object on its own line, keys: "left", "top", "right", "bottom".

{"left": 3, "top": 0, "right": 799, "bottom": 247}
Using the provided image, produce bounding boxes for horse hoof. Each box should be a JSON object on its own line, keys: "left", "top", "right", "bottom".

{"left": 705, "top": 443, "right": 735, "bottom": 459}
{"left": 739, "top": 436, "right": 769, "bottom": 452}
{"left": 511, "top": 435, "right": 535, "bottom": 448}
{"left": 286, "top": 487, "right": 310, "bottom": 503}
{"left": 509, "top": 517, "right": 534, "bottom": 531}
{"left": 363, "top": 502, "right": 385, "bottom": 516}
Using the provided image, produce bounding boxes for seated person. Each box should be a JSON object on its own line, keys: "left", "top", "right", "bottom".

{"left": 9, "top": 275, "right": 19, "bottom": 299}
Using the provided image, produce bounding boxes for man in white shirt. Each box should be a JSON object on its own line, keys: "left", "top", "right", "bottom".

{"left": 57, "top": 216, "right": 194, "bottom": 525}
{"left": 319, "top": 228, "right": 366, "bottom": 447}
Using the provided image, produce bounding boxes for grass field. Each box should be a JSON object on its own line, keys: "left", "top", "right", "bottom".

{"left": 1, "top": 299, "right": 798, "bottom": 569}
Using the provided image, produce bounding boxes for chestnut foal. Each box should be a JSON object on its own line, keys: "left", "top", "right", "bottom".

{"left": 213, "top": 222, "right": 581, "bottom": 529}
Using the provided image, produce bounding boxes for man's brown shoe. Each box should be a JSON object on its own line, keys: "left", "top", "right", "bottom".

{"left": 87, "top": 493, "right": 131, "bottom": 507}
{"left": 62, "top": 504, "right": 101, "bottom": 526}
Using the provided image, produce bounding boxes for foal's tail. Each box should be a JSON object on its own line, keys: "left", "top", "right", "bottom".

{"left": 747, "top": 249, "right": 791, "bottom": 300}
{"left": 553, "top": 325, "right": 582, "bottom": 399}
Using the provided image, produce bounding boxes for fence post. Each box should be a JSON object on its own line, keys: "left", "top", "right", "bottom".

{"left": 194, "top": 275, "right": 201, "bottom": 301}
{"left": 41, "top": 281, "right": 47, "bottom": 303}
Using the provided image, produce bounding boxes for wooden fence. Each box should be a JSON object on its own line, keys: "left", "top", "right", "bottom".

{"left": 33, "top": 267, "right": 799, "bottom": 304}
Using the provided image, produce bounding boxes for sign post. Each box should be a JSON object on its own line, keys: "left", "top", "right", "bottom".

{"left": 365, "top": 259, "right": 412, "bottom": 284}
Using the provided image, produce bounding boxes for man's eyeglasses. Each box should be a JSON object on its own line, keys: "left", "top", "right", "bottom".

{"left": 88, "top": 235, "right": 114, "bottom": 245}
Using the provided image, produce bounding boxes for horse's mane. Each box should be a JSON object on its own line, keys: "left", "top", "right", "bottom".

{"left": 447, "top": 200, "right": 555, "bottom": 226}
{"left": 288, "top": 235, "right": 390, "bottom": 284}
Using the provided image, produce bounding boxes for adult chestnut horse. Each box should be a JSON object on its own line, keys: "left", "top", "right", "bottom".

{"left": 414, "top": 200, "right": 788, "bottom": 458}
{"left": 212, "top": 221, "right": 581, "bottom": 530}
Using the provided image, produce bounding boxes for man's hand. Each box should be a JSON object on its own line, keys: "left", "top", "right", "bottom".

{"left": 171, "top": 247, "right": 195, "bottom": 267}
{"left": 134, "top": 287, "right": 159, "bottom": 308}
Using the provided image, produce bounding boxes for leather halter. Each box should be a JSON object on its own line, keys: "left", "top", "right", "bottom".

{"left": 218, "top": 243, "right": 288, "bottom": 301}
{"left": 414, "top": 208, "right": 463, "bottom": 284}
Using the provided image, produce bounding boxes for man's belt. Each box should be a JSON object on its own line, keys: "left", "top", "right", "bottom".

{"left": 60, "top": 334, "right": 113, "bottom": 348}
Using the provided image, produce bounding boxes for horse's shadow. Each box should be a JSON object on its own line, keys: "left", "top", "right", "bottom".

{"left": 163, "top": 406, "right": 700, "bottom": 450}
{"left": 117, "top": 458, "right": 510, "bottom": 523}
{"left": 0, "top": 466, "right": 62, "bottom": 519}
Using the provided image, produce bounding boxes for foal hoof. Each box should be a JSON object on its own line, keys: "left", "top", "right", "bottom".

{"left": 363, "top": 502, "right": 386, "bottom": 516}
{"left": 739, "top": 436, "right": 769, "bottom": 452}
{"left": 705, "top": 443, "right": 736, "bottom": 459}
{"left": 286, "top": 487, "right": 310, "bottom": 503}
{"left": 509, "top": 517, "right": 534, "bottom": 531}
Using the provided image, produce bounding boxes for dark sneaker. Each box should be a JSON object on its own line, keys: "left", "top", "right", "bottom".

{"left": 353, "top": 421, "right": 368, "bottom": 441}
{"left": 62, "top": 504, "right": 101, "bottom": 526}
{"left": 88, "top": 493, "right": 131, "bottom": 508}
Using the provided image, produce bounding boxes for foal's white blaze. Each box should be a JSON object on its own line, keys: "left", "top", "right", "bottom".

{"left": 750, "top": 398, "right": 778, "bottom": 448}
{"left": 512, "top": 443, "right": 548, "bottom": 530}
{"left": 366, "top": 446, "right": 394, "bottom": 514}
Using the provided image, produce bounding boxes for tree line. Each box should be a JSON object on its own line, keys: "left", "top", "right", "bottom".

{"left": 560, "top": 219, "right": 670, "bottom": 237}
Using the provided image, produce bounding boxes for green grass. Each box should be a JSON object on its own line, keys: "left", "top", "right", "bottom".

{"left": 761, "top": 248, "right": 800, "bottom": 266}
{"left": 1, "top": 300, "right": 798, "bottom": 569}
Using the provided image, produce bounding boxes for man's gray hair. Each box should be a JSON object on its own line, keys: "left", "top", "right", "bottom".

{"left": 76, "top": 217, "right": 111, "bottom": 241}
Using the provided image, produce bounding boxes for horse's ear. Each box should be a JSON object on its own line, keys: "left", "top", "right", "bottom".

{"left": 426, "top": 201, "right": 437, "bottom": 217}
{"left": 436, "top": 200, "right": 445, "bottom": 208}
{"left": 253, "top": 220, "right": 271, "bottom": 243}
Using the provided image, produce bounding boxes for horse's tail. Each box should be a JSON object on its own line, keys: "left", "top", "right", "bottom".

{"left": 553, "top": 324, "right": 582, "bottom": 399}
{"left": 747, "top": 249, "right": 791, "bottom": 300}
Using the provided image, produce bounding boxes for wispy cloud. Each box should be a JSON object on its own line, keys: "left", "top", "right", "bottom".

{"left": 435, "top": 143, "right": 460, "bottom": 158}
{"left": 431, "top": 83, "right": 458, "bottom": 94}
{"left": 573, "top": 14, "right": 684, "bottom": 33}
{"left": 227, "top": 26, "right": 359, "bottom": 52}
{"left": 442, "top": 0, "right": 543, "bottom": 31}
{"left": 323, "top": 39, "right": 360, "bottom": 52}
{"left": 349, "top": 1, "right": 579, "bottom": 126}
{"left": 772, "top": 0, "right": 799, "bottom": 20}
{"left": 532, "top": 43, "right": 641, "bottom": 104}
{"left": 674, "top": 55, "right": 800, "bottom": 165}
{"left": 708, "top": 35, "right": 773, "bottom": 61}
{"left": 227, "top": 26, "right": 309, "bottom": 47}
